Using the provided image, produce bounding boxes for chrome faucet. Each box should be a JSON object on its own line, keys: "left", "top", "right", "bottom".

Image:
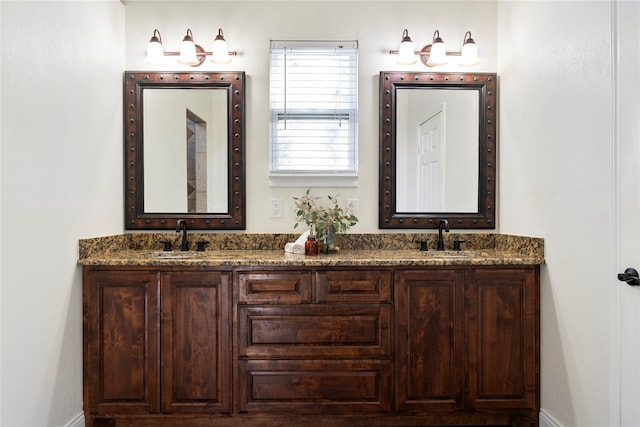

{"left": 437, "top": 219, "right": 450, "bottom": 251}
{"left": 176, "top": 219, "right": 189, "bottom": 251}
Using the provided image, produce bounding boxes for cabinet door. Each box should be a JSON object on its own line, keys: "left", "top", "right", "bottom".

{"left": 161, "top": 271, "right": 232, "bottom": 413}
{"left": 83, "top": 269, "right": 160, "bottom": 414}
{"left": 394, "top": 269, "right": 465, "bottom": 412}
{"left": 466, "top": 268, "right": 539, "bottom": 411}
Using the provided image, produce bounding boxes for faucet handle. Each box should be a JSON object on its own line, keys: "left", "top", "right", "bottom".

{"left": 453, "top": 239, "right": 466, "bottom": 251}
{"left": 161, "top": 241, "right": 172, "bottom": 251}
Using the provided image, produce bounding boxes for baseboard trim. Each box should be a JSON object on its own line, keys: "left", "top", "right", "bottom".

{"left": 65, "top": 409, "right": 561, "bottom": 427}
{"left": 65, "top": 411, "right": 85, "bottom": 427}
{"left": 539, "top": 409, "right": 563, "bottom": 427}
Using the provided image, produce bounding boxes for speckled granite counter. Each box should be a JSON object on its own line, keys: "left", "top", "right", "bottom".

{"left": 78, "top": 233, "right": 544, "bottom": 267}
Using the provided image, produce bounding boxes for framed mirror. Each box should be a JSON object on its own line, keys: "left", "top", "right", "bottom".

{"left": 124, "top": 71, "right": 245, "bottom": 229}
{"left": 379, "top": 72, "right": 496, "bottom": 229}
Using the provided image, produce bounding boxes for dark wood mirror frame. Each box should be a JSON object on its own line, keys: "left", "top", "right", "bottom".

{"left": 379, "top": 71, "right": 497, "bottom": 229}
{"left": 124, "top": 71, "right": 245, "bottom": 230}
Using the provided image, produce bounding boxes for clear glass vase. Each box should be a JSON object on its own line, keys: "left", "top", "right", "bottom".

{"left": 323, "top": 227, "right": 336, "bottom": 254}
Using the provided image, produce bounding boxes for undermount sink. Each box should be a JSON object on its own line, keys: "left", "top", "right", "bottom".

{"left": 140, "top": 251, "right": 199, "bottom": 259}
{"left": 421, "top": 250, "right": 482, "bottom": 258}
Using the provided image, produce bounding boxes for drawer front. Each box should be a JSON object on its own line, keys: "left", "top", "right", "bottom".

{"left": 238, "top": 359, "right": 391, "bottom": 413}
{"left": 316, "top": 270, "right": 391, "bottom": 303}
{"left": 237, "top": 271, "right": 312, "bottom": 304}
{"left": 238, "top": 305, "right": 391, "bottom": 358}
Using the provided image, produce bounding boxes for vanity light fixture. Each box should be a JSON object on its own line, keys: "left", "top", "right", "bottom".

{"left": 396, "top": 29, "right": 417, "bottom": 65}
{"left": 426, "top": 30, "right": 447, "bottom": 66}
{"left": 211, "top": 28, "right": 232, "bottom": 64}
{"left": 145, "top": 28, "right": 237, "bottom": 67}
{"left": 390, "top": 29, "right": 479, "bottom": 67}
{"left": 459, "top": 31, "right": 480, "bottom": 67}
{"left": 146, "top": 30, "right": 165, "bottom": 65}
{"left": 178, "top": 29, "right": 199, "bottom": 65}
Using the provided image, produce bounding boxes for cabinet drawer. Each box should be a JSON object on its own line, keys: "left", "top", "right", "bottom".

{"left": 237, "top": 271, "right": 311, "bottom": 304}
{"left": 316, "top": 270, "right": 391, "bottom": 303}
{"left": 238, "top": 305, "right": 391, "bottom": 358}
{"left": 238, "top": 359, "right": 391, "bottom": 413}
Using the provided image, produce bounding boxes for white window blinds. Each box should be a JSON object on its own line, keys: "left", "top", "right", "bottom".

{"left": 270, "top": 40, "right": 358, "bottom": 174}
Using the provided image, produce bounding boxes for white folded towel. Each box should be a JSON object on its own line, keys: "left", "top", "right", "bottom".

{"left": 284, "top": 230, "right": 310, "bottom": 254}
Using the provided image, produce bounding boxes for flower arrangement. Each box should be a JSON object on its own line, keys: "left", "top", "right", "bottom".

{"left": 293, "top": 189, "right": 358, "bottom": 252}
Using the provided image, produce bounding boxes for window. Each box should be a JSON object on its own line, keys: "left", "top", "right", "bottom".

{"left": 269, "top": 40, "right": 358, "bottom": 182}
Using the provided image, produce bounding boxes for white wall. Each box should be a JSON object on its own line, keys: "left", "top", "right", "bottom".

{"left": 0, "top": 1, "right": 619, "bottom": 426}
{"left": 498, "top": 1, "right": 613, "bottom": 425}
{"left": 0, "top": 1, "right": 125, "bottom": 426}
{"left": 125, "top": 0, "right": 498, "bottom": 232}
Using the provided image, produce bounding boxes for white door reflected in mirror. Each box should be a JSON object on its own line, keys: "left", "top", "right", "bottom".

{"left": 417, "top": 105, "right": 445, "bottom": 211}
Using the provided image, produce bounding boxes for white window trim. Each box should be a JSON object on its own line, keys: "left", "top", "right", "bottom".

{"left": 268, "top": 173, "right": 358, "bottom": 188}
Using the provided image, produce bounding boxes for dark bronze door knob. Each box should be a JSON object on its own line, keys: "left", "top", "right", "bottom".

{"left": 617, "top": 267, "right": 640, "bottom": 287}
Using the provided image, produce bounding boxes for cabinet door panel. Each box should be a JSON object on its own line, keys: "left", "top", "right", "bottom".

{"left": 161, "top": 272, "right": 232, "bottom": 413}
{"left": 395, "top": 269, "right": 465, "bottom": 412}
{"left": 84, "top": 269, "right": 160, "bottom": 414}
{"left": 238, "top": 359, "right": 391, "bottom": 413}
{"left": 467, "top": 268, "right": 538, "bottom": 410}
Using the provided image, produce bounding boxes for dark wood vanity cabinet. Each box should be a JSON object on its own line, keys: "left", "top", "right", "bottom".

{"left": 236, "top": 269, "right": 392, "bottom": 413}
{"left": 395, "top": 267, "right": 539, "bottom": 425}
{"left": 83, "top": 264, "right": 538, "bottom": 426}
{"left": 83, "top": 268, "right": 231, "bottom": 424}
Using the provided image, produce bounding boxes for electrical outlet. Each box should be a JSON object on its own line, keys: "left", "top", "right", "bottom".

{"left": 346, "top": 199, "right": 359, "bottom": 217}
{"left": 270, "top": 198, "right": 283, "bottom": 218}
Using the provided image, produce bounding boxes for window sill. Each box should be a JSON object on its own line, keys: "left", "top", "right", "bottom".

{"left": 268, "top": 173, "right": 358, "bottom": 188}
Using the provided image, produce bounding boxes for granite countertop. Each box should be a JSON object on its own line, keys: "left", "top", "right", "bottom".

{"left": 78, "top": 233, "right": 545, "bottom": 267}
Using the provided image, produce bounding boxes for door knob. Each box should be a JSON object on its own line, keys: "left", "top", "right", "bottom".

{"left": 617, "top": 267, "right": 640, "bottom": 287}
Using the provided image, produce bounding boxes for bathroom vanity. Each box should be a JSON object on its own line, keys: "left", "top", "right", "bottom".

{"left": 99, "top": 68, "right": 527, "bottom": 426}
{"left": 80, "top": 233, "right": 543, "bottom": 427}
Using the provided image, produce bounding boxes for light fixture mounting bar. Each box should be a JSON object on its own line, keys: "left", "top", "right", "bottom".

{"left": 388, "top": 46, "right": 462, "bottom": 67}
{"left": 161, "top": 46, "right": 238, "bottom": 67}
